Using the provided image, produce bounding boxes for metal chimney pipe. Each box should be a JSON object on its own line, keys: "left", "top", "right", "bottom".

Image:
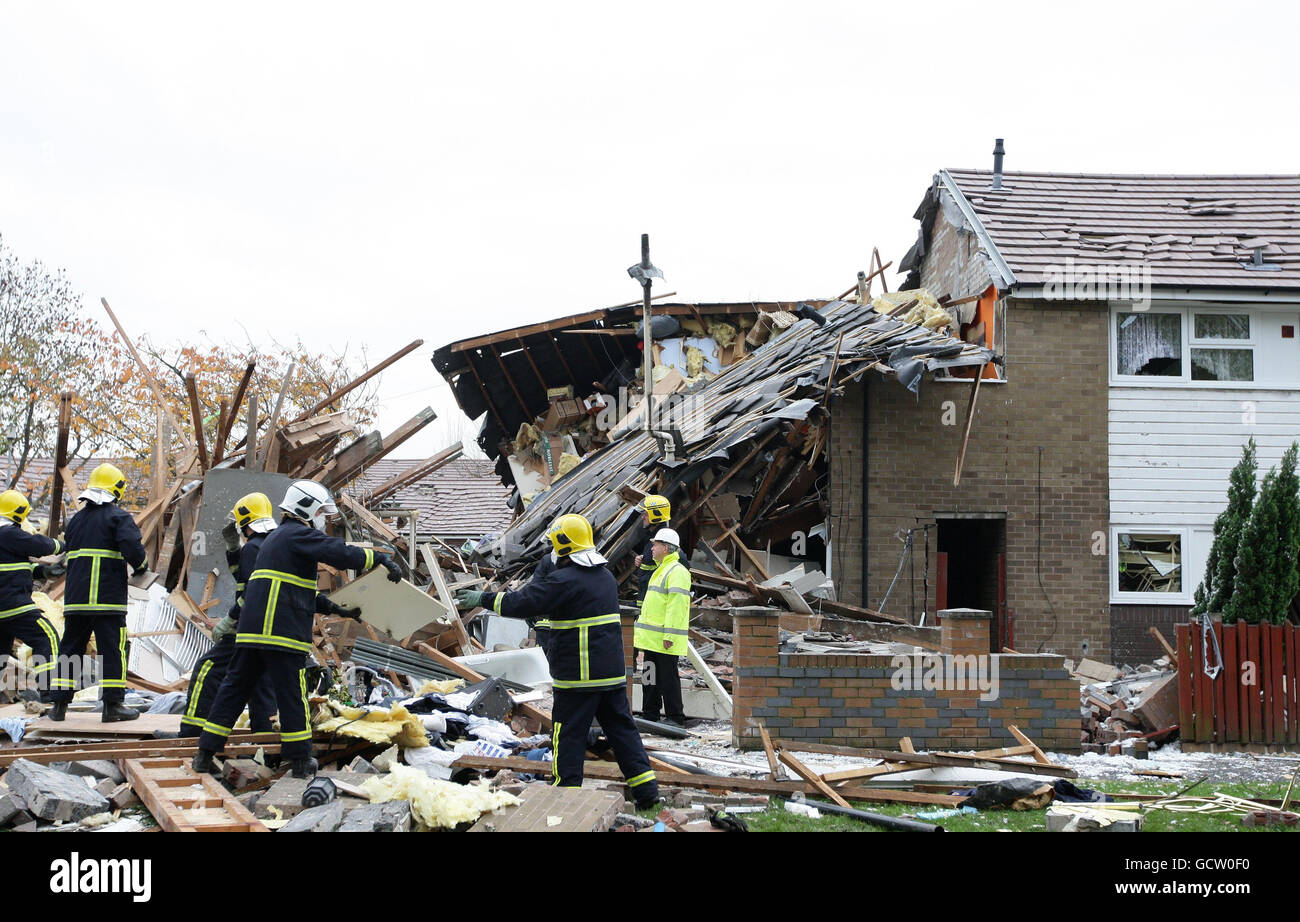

{"left": 992, "top": 138, "right": 1005, "bottom": 190}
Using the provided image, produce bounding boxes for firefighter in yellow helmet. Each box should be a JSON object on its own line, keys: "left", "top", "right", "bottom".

{"left": 632, "top": 494, "right": 671, "bottom": 607}
{"left": 453, "top": 514, "right": 659, "bottom": 807}
{"left": 0, "top": 490, "right": 65, "bottom": 701}
{"left": 49, "top": 463, "right": 150, "bottom": 723}
{"left": 179, "top": 493, "right": 280, "bottom": 737}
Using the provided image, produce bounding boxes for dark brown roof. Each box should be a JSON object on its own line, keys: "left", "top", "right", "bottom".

{"left": 944, "top": 170, "right": 1300, "bottom": 289}
{"left": 353, "top": 457, "right": 514, "bottom": 539}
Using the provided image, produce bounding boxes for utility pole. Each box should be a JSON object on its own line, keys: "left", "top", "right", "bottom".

{"left": 627, "top": 233, "right": 663, "bottom": 433}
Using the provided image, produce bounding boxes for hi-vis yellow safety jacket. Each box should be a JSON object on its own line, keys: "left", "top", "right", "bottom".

{"left": 64, "top": 502, "right": 147, "bottom": 617}
{"left": 485, "top": 559, "right": 625, "bottom": 692}
{"left": 235, "top": 517, "right": 375, "bottom": 655}
{"left": 634, "top": 552, "right": 691, "bottom": 656}
{"left": 0, "top": 524, "right": 63, "bottom": 620}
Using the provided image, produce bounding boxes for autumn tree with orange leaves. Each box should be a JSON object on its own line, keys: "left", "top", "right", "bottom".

{"left": 1, "top": 235, "right": 377, "bottom": 506}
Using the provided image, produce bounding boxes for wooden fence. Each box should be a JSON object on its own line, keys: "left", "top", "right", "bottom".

{"left": 1177, "top": 621, "right": 1298, "bottom": 745}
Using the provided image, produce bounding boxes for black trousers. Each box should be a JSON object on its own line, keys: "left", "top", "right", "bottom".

{"left": 51, "top": 615, "right": 128, "bottom": 704}
{"left": 551, "top": 686, "right": 657, "bottom": 805}
{"left": 197, "top": 646, "right": 313, "bottom": 759}
{"left": 639, "top": 650, "right": 685, "bottom": 723}
{"left": 179, "top": 639, "right": 275, "bottom": 737}
{"left": 0, "top": 611, "right": 61, "bottom": 699}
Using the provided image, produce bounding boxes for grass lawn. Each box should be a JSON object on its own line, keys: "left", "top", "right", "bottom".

{"left": 641, "top": 778, "right": 1300, "bottom": 832}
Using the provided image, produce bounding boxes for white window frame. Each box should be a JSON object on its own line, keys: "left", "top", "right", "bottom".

{"left": 1110, "top": 526, "right": 1192, "bottom": 604}
{"left": 1110, "top": 303, "right": 1278, "bottom": 388}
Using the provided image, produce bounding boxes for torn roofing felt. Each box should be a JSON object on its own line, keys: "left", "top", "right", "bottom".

{"left": 442, "top": 298, "right": 992, "bottom": 573}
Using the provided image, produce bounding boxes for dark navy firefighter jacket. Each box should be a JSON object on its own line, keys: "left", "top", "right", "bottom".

{"left": 0, "top": 524, "right": 64, "bottom": 621}
{"left": 64, "top": 503, "right": 147, "bottom": 617}
{"left": 485, "top": 559, "right": 625, "bottom": 692}
{"left": 234, "top": 517, "right": 374, "bottom": 655}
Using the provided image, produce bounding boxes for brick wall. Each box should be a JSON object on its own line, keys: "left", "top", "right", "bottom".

{"left": 829, "top": 294, "right": 1111, "bottom": 659}
{"left": 914, "top": 196, "right": 996, "bottom": 305}
{"left": 730, "top": 607, "right": 1080, "bottom": 753}
{"left": 1111, "top": 604, "right": 1191, "bottom": 665}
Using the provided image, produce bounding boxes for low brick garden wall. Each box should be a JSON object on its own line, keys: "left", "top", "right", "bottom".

{"left": 729, "top": 607, "right": 1081, "bottom": 753}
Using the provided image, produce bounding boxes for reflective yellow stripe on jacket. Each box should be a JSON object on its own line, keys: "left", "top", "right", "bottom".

{"left": 633, "top": 552, "right": 691, "bottom": 656}
{"left": 236, "top": 568, "right": 319, "bottom": 654}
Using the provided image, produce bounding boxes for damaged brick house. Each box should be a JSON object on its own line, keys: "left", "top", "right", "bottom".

{"left": 830, "top": 153, "right": 1300, "bottom": 663}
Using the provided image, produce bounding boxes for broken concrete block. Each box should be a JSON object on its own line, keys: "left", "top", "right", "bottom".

{"left": 277, "top": 800, "right": 346, "bottom": 832}
{"left": 13, "top": 820, "right": 38, "bottom": 832}
{"left": 337, "top": 801, "right": 412, "bottom": 833}
{"left": 0, "top": 790, "right": 29, "bottom": 826}
{"left": 5, "top": 759, "right": 110, "bottom": 823}
{"left": 1132, "top": 673, "right": 1179, "bottom": 732}
{"left": 94, "top": 778, "right": 118, "bottom": 797}
{"left": 346, "top": 756, "right": 379, "bottom": 775}
{"left": 220, "top": 758, "right": 273, "bottom": 791}
{"left": 69, "top": 760, "right": 126, "bottom": 785}
{"left": 1047, "top": 806, "right": 1142, "bottom": 832}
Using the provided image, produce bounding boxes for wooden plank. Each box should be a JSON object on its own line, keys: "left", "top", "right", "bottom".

{"left": 1194, "top": 624, "right": 1211, "bottom": 742}
{"left": 1213, "top": 621, "right": 1226, "bottom": 744}
{"left": 184, "top": 373, "right": 210, "bottom": 471}
{"left": 211, "top": 399, "right": 229, "bottom": 465}
{"left": 1237, "top": 622, "right": 1250, "bottom": 742}
{"left": 448, "top": 754, "right": 967, "bottom": 807}
{"left": 1248, "top": 624, "right": 1263, "bottom": 744}
{"left": 100, "top": 298, "right": 188, "bottom": 439}
{"left": 368, "top": 443, "right": 464, "bottom": 503}
{"left": 1270, "top": 623, "right": 1286, "bottom": 745}
{"left": 1289, "top": 624, "right": 1299, "bottom": 745}
{"left": 291, "top": 339, "right": 424, "bottom": 424}
{"left": 245, "top": 391, "right": 260, "bottom": 471}
{"left": 757, "top": 723, "right": 781, "bottom": 781}
{"left": 48, "top": 392, "right": 73, "bottom": 537}
{"left": 1176, "top": 626, "right": 1193, "bottom": 740}
{"left": 778, "top": 749, "right": 852, "bottom": 808}
{"left": 774, "top": 740, "right": 1075, "bottom": 777}
{"left": 1006, "top": 725, "right": 1052, "bottom": 766}
{"left": 1261, "top": 624, "right": 1274, "bottom": 743}
{"left": 27, "top": 712, "right": 184, "bottom": 739}
{"left": 216, "top": 361, "right": 256, "bottom": 454}
{"left": 951, "top": 364, "right": 984, "bottom": 486}
{"left": 1149, "top": 625, "right": 1178, "bottom": 665}
{"left": 1223, "top": 622, "right": 1239, "bottom": 742}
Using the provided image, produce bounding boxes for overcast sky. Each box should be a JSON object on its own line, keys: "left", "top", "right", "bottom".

{"left": 3, "top": 1, "right": 1297, "bottom": 457}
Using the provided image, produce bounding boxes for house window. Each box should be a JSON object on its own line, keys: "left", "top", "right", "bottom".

{"left": 1116, "top": 531, "right": 1182, "bottom": 594}
{"left": 1112, "top": 306, "right": 1268, "bottom": 385}
{"left": 1116, "top": 312, "right": 1181, "bottom": 377}
{"left": 1190, "top": 312, "right": 1253, "bottom": 381}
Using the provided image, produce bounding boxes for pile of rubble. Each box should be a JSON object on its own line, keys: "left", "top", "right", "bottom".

{"left": 1071, "top": 655, "right": 1179, "bottom": 757}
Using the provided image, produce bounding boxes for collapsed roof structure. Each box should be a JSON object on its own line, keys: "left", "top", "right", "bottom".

{"left": 434, "top": 293, "right": 995, "bottom": 601}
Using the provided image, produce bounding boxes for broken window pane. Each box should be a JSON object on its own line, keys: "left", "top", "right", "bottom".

{"left": 1116, "top": 313, "right": 1181, "bottom": 376}
{"left": 1194, "top": 313, "right": 1250, "bottom": 341}
{"left": 1191, "top": 348, "right": 1254, "bottom": 381}
{"left": 1117, "top": 533, "right": 1182, "bottom": 594}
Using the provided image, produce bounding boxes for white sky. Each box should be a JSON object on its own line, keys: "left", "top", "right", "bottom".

{"left": 3, "top": 1, "right": 1297, "bottom": 457}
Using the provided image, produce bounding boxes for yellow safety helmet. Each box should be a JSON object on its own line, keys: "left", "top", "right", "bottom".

{"left": 83, "top": 462, "right": 127, "bottom": 503}
{"left": 231, "top": 492, "right": 276, "bottom": 534}
{"left": 639, "top": 494, "right": 671, "bottom": 524}
{"left": 548, "top": 513, "right": 595, "bottom": 558}
{"left": 0, "top": 490, "right": 31, "bottom": 524}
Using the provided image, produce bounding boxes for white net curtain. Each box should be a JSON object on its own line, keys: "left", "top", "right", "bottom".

{"left": 1116, "top": 313, "right": 1181, "bottom": 376}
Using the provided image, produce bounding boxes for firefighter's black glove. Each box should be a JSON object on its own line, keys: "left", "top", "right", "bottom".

{"left": 323, "top": 599, "right": 362, "bottom": 621}
{"left": 376, "top": 554, "right": 403, "bottom": 583}
{"left": 34, "top": 562, "right": 66, "bottom": 580}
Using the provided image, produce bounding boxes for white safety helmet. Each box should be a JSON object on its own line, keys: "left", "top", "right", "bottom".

{"left": 279, "top": 480, "right": 338, "bottom": 531}
{"left": 653, "top": 528, "right": 681, "bottom": 549}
